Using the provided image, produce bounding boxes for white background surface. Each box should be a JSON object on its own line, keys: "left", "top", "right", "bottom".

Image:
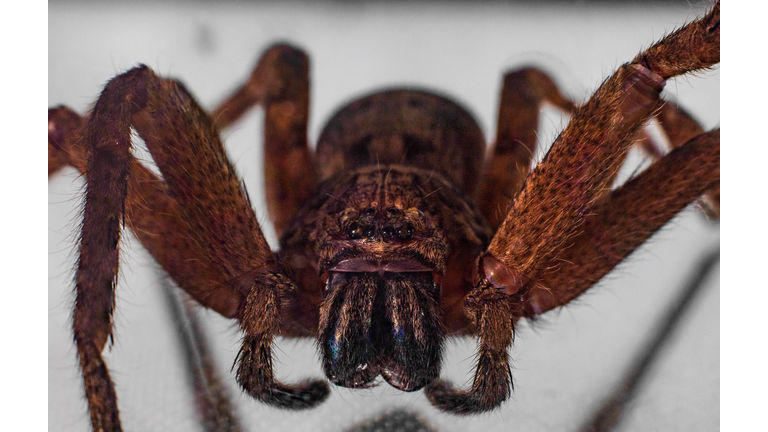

{"left": 48, "top": 2, "right": 720, "bottom": 431}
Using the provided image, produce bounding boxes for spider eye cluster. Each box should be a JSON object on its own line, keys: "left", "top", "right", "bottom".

{"left": 341, "top": 205, "right": 419, "bottom": 242}
{"left": 345, "top": 218, "right": 415, "bottom": 241}
{"left": 382, "top": 224, "right": 414, "bottom": 241}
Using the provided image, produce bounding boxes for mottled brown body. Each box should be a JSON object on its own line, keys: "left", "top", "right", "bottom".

{"left": 47, "top": 3, "right": 719, "bottom": 430}
{"left": 315, "top": 90, "right": 486, "bottom": 194}
{"left": 280, "top": 164, "right": 492, "bottom": 335}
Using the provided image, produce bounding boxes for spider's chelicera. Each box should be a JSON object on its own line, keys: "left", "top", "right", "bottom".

{"left": 48, "top": 3, "right": 719, "bottom": 431}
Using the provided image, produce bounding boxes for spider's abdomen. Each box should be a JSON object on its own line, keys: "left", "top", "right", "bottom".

{"left": 315, "top": 90, "right": 487, "bottom": 197}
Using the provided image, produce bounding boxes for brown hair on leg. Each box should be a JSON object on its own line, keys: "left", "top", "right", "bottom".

{"left": 477, "top": 67, "right": 576, "bottom": 230}
{"left": 426, "top": 280, "right": 514, "bottom": 414}
{"left": 70, "top": 64, "right": 329, "bottom": 431}
{"left": 525, "top": 129, "right": 719, "bottom": 316}
{"left": 212, "top": 44, "right": 318, "bottom": 237}
{"left": 644, "top": 101, "right": 719, "bottom": 219}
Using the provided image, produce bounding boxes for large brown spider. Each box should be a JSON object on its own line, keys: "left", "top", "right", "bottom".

{"left": 48, "top": 3, "right": 719, "bottom": 431}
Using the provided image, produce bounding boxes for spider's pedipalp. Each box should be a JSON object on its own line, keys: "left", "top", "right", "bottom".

{"left": 236, "top": 336, "right": 330, "bottom": 409}
{"left": 425, "top": 280, "right": 514, "bottom": 414}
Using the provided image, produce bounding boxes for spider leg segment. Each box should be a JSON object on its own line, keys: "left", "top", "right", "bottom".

{"left": 50, "top": 108, "right": 245, "bottom": 431}
{"left": 529, "top": 128, "right": 719, "bottom": 316}
{"left": 48, "top": 107, "right": 242, "bottom": 318}
{"left": 640, "top": 101, "right": 720, "bottom": 219}
{"left": 477, "top": 67, "right": 577, "bottom": 231}
{"left": 53, "top": 64, "right": 329, "bottom": 430}
{"left": 212, "top": 44, "right": 318, "bottom": 237}
{"left": 473, "top": 67, "right": 716, "bottom": 228}
{"left": 473, "top": 68, "right": 697, "bottom": 232}
{"left": 48, "top": 106, "right": 84, "bottom": 175}
{"left": 426, "top": 2, "right": 719, "bottom": 414}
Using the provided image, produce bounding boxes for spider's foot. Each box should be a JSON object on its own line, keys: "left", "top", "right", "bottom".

{"left": 257, "top": 379, "right": 331, "bottom": 410}
{"left": 425, "top": 378, "right": 510, "bottom": 415}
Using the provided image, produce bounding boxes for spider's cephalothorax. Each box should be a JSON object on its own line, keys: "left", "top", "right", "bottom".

{"left": 47, "top": 3, "right": 719, "bottom": 430}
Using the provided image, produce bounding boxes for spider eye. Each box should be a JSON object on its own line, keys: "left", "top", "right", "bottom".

{"left": 382, "top": 226, "right": 395, "bottom": 240}
{"left": 347, "top": 223, "right": 363, "bottom": 240}
{"left": 364, "top": 207, "right": 376, "bottom": 216}
{"left": 364, "top": 225, "right": 376, "bottom": 239}
{"left": 397, "top": 224, "right": 413, "bottom": 240}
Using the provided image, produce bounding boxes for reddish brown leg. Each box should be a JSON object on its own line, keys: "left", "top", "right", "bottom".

{"left": 48, "top": 107, "right": 84, "bottom": 175}
{"left": 426, "top": 2, "right": 719, "bottom": 414}
{"left": 49, "top": 103, "right": 319, "bottom": 328}
{"left": 49, "top": 106, "right": 243, "bottom": 317}
{"left": 49, "top": 107, "right": 125, "bottom": 431}
{"left": 476, "top": 68, "right": 576, "bottom": 230}
{"left": 641, "top": 101, "right": 720, "bottom": 218}
{"left": 212, "top": 44, "right": 318, "bottom": 237}
{"left": 475, "top": 67, "right": 660, "bottom": 232}
{"left": 66, "top": 64, "right": 327, "bottom": 430}
{"left": 524, "top": 129, "right": 719, "bottom": 316}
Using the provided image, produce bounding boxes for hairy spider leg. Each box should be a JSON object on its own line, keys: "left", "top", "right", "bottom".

{"left": 640, "top": 102, "right": 720, "bottom": 219}
{"left": 473, "top": 86, "right": 721, "bottom": 318}
{"left": 49, "top": 46, "right": 324, "bottom": 324}
{"left": 211, "top": 44, "right": 318, "bottom": 237}
{"left": 476, "top": 67, "right": 577, "bottom": 230}
{"left": 48, "top": 107, "right": 82, "bottom": 176}
{"left": 52, "top": 65, "right": 331, "bottom": 431}
{"left": 51, "top": 107, "right": 246, "bottom": 431}
{"left": 531, "top": 129, "right": 719, "bottom": 316}
{"left": 48, "top": 107, "right": 242, "bottom": 318}
{"left": 425, "top": 1, "right": 719, "bottom": 414}
{"left": 476, "top": 67, "right": 707, "bottom": 231}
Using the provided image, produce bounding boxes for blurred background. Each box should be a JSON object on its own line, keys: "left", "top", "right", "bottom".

{"left": 48, "top": 1, "right": 719, "bottom": 431}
